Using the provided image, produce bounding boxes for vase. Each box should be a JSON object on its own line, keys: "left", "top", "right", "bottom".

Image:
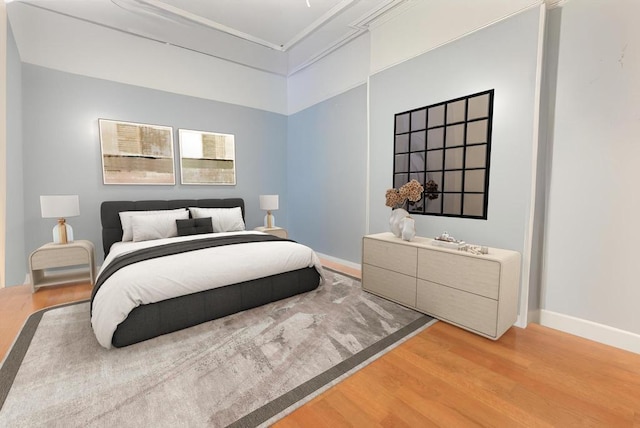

{"left": 401, "top": 216, "right": 416, "bottom": 242}
{"left": 389, "top": 208, "right": 409, "bottom": 237}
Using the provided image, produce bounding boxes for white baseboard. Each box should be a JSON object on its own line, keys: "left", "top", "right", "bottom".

{"left": 316, "top": 252, "right": 361, "bottom": 271}
{"left": 540, "top": 309, "right": 640, "bottom": 354}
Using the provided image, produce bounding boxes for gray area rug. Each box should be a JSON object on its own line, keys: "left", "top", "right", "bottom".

{"left": 0, "top": 269, "right": 434, "bottom": 427}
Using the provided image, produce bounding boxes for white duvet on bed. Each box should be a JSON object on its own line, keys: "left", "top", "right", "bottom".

{"left": 91, "top": 231, "right": 324, "bottom": 349}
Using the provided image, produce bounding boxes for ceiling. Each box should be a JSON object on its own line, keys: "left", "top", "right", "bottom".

{"left": 10, "top": 0, "right": 411, "bottom": 75}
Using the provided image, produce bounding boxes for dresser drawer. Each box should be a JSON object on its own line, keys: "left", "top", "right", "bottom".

{"left": 363, "top": 264, "right": 416, "bottom": 307}
{"left": 417, "top": 248, "right": 500, "bottom": 299}
{"left": 417, "top": 279, "right": 498, "bottom": 338}
{"left": 363, "top": 237, "right": 417, "bottom": 276}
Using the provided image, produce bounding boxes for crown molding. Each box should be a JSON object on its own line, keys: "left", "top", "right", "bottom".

{"left": 131, "top": 0, "right": 285, "bottom": 51}
{"left": 288, "top": 0, "right": 410, "bottom": 75}
{"left": 545, "top": 0, "right": 571, "bottom": 9}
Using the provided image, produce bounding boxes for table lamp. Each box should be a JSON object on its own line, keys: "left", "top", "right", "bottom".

{"left": 259, "top": 195, "right": 279, "bottom": 228}
{"left": 40, "top": 195, "right": 80, "bottom": 244}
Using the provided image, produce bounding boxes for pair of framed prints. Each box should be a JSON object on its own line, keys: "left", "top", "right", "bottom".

{"left": 98, "top": 119, "right": 235, "bottom": 186}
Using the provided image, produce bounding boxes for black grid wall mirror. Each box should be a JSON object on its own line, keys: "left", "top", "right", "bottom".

{"left": 393, "top": 89, "right": 494, "bottom": 219}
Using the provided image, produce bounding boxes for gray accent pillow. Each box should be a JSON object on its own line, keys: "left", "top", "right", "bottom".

{"left": 176, "top": 217, "right": 214, "bottom": 236}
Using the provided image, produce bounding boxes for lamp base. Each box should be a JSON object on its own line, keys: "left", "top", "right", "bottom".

{"left": 263, "top": 212, "right": 275, "bottom": 228}
{"left": 53, "top": 219, "right": 74, "bottom": 244}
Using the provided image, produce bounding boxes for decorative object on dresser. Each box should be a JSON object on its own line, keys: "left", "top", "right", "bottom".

{"left": 259, "top": 194, "right": 279, "bottom": 228}
{"left": 432, "top": 231, "right": 465, "bottom": 249}
{"left": 40, "top": 195, "right": 80, "bottom": 244}
{"left": 386, "top": 179, "right": 424, "bottom": 240}
{"left": 388, "top": 207, "right": 409, "bottom": 237}
{"left": 401, "top": 216, "right": 416, "bottom": 242}
{"left": 362, "top": 232, "right": 521, "bottom": 340}
{"left": 254, "top": 226, "right": 288, "bottom": 239}
{"left": 433, "top": 231, "right": 489, "bottom": 254}
{"left": 29, "top": 240, "right": 96, "bottom": 292}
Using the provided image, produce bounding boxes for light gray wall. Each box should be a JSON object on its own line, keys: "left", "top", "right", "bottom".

{"left": 542, "top": 0, "right": 640, "bottom": 335}
{"left": 369, "top": 7, "right": 540, "bottom": 253}
{"left": 287, "top": 85, "right": 368, "bottom": 263}
{"left": 20, "top": 64, "right": 287, "bottom": 270}
{"left": 6, "top": 21, "right": 25, "bottom": 286}
{"left": 369, "top": 7, "right": 541, "bottom": 320}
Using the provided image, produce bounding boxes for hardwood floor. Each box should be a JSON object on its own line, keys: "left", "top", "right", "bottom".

{"left": 0, "top": 282, "right": 92, "bottom": 361}
{"left": 275, "top": 321, "right": 640, "bottom": 427}
{"left": 2, "top": 262, "right": 639, "bottom": 426}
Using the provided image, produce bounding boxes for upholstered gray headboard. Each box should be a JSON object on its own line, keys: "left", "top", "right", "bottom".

{"left": 100, "top": 198, "right": 245, "bottom": 258}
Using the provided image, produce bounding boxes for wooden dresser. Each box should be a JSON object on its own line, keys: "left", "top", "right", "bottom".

{"left": 362, "top": 232, "right": 521, "bottom": 340}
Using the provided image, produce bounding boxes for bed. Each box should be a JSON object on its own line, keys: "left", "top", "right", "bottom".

{"left": 91, "top": 198, "right": 323, "bottom": 349}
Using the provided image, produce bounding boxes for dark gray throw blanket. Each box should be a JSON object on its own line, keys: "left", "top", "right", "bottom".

{"left": 91, "top": 234, "right": 291, "bottom": 313}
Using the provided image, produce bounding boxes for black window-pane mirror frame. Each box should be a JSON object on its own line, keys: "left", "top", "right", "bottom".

{"left": 392, "top": 89, "right": 494, "bottom": 219}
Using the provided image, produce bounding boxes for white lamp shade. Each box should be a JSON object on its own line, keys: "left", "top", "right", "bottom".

{"left": 40, "top": 195, "right": 80, "bottom": 218}
{"left": 259, "top": 195, "right": 279, "bottom": 211}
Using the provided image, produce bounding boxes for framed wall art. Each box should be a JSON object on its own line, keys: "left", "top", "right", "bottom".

{"left": 178, "top": 129, "right": 236, "bottom": 185}
{"left": 99, "top": 119, "right": 175, "bottom": 185}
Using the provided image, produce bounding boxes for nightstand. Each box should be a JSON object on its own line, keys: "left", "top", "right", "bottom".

{"left": 254, "top": 226, "right": 288, "bottom": 239}
{"left": 29, "top": 240, "right": 96, "bottom": 292}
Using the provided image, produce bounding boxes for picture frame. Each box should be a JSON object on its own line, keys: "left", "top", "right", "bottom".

{"left": 178, "top": 129, "right": 236, "bottom": 185}
{"left": 99, "top": 119, "right": 175, "bottom": 185}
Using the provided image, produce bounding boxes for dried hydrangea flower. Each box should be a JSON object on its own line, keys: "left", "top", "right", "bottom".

{"left": 385, "top": 188, "right": 404, "bottom": 208}
{"left": 399, "top": 179, "right": 424, "bottom": 202}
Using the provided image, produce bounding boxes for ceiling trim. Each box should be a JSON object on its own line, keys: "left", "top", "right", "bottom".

{"left": 131, "top": 0, "right": 285, "bottom": 51}
{"left": 129, "top": 0, "right": 408, "bottom": 55}
{"left": 288, "top": 0, "right": 410, "bottom": 76}
{"left": 281, "top": 0, "right": 356, "bottom": 51}
{"left": 545, "top": 0, "right": 570, "bottom": 9}
{"left": 20, "top": 1, "right": 290, "bottom": 76}
{"left": 14, "top": 0, "right": 414, "bottom": 77}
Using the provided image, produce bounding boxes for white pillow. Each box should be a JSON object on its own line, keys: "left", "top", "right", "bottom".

{"left": 119, "top": 208, "right": 188, "bottom": 241}
{"left": 130, "top": 210, "right": 190, "bottom": 242}
{"left": 188, "top": 207, "right": 245, "bottom": 233}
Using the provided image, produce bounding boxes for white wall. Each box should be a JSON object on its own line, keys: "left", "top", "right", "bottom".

{"left": 7, "top": 3, "right": 287, "bottom": 115}
{"left": 369, "top": 0, "right": 541, "bottom": 74}
{"left": 288, "top": 0, "right": 543, "bottom": 115}
{"left": 541, "top": 0, "right": 640, "bottom": 352}
{"left": 287, "top": 33, "right": 370, "bottom": 115}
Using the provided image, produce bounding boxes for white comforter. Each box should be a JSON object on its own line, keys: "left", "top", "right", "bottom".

{"left": 91, "top": 231, "right": 324, "bottom": 349}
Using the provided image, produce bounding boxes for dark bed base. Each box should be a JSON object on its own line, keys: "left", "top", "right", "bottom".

{"left": 113, "top": 266, "right": 321, "bottom": 348}
{"left": 100, "top": 198, "right": 322, "bottom": 348}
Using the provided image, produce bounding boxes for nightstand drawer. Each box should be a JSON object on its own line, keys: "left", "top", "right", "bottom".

{"left": 417, "top": 279, "right": 498, "bottom": 338}
{"left": 362, "top": 264, "right": 416, "bottom": 307}
{"left": 30, "top": 247, "right": 90, "bottom": 269}
{"left": 417, "top": 248, "right": 500, "bottom": 299}
{"left": 254, "top": 227, "right": 288, "bottom": 239}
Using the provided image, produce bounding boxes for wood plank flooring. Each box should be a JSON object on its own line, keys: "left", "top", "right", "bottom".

{"left": 275, "top": 320, "right": 640, "bottom": 427}
{"left": 1, "top": 262, "right": 639, "bottom": 427}
{"left": 0, "top": 281, "right": 92, "bottom": 360}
